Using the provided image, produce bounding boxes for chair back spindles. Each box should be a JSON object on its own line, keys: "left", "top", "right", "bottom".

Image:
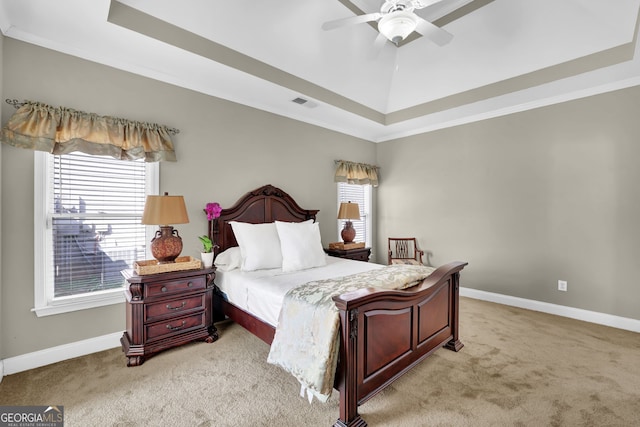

{"left": 388, "top": 237, "right": 424, "bottom": 265}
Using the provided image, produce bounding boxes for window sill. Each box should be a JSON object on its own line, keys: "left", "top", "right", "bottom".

{"left": 32, "top": 289, "right": 126, "bottom": 317}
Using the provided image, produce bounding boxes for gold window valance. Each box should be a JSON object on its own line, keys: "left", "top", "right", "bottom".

{"left": 334, "top": 159, "right": 379, "bottom": 187}
{"left": 1, "top": 100, "right": 177, "bottom": 162}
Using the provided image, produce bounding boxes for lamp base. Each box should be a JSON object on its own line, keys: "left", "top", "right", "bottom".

{"left": 341, "top": 221, "right": 356, "bottom": 244}
{"left": 150, "top": 226, "right": 183, "bottom": 263}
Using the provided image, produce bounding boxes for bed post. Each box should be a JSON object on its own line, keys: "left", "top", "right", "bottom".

{"left": 444, "top": 271, "right": 464, "bottom": 352}
{"left": 334, "top": 306, "right": 367, "bottom": 427}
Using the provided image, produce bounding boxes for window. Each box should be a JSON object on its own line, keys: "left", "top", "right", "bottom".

{"left": 337, "top": 182, "right": 372, "bottom": 247}
{"left": 34, "top": 151, "right": 158, "bottom": 316}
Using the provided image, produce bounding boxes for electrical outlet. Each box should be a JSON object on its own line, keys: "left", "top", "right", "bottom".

{"left": 558, "top": 280, "right": 568, "bottom": 292}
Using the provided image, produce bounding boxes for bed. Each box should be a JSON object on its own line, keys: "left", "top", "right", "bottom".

{"left": 208, "top": 184, "right": 467, "bottom": 427}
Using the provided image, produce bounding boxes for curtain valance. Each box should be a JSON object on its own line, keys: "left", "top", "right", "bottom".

{"left": 1, "top": 100, "right": 177, "bottom": 162}
{"left": 334, "top": 160, "right": 379, "bottom": 187}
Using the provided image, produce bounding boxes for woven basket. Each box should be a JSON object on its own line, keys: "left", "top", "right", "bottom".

{"left": 134, "top": 256, "right": 202, "bottom": 275}
{"left": 328, "top": 242, "right": 365, "bottom": 250}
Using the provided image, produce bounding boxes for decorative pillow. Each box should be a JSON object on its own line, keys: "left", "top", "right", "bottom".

{"left": 229, "top": 221, "right": 283, "bottom": 271}
{"left": 275, "top": 220, "right": 327, "bottom": 272}
{"left": 214, "top": 247, "right": 242, "bottom": 271}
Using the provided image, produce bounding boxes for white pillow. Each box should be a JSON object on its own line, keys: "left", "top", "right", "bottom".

{"left": 229, "top": 221, "right": 283, "bottom": 271}
{"left": 214, "top": 247, "right": 242, "bottom": 271}
{"left": 275, "top": 220, "right": 327, "bottom": 272}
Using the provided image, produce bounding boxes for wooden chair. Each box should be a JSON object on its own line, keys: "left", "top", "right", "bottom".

{"left": 388, "top": 237, "right": 424, "bottom": 265}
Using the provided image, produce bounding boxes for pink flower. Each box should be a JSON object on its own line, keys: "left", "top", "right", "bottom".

{"left": 205, "top": 202, "right": 222, "bottom": 220}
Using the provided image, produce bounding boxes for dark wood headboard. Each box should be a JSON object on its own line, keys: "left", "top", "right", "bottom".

{"left": 208, "top": 184, "right": 319, "bottom": 256}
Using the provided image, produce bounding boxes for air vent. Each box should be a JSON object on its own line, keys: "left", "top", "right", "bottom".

{"left": 291, "top": 97, "right": 318, "bottom": 109}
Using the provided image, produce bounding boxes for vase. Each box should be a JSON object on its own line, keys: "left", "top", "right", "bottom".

{"left": 201, "top": 252, "right": 214, "bottom": 268}
{"left": 150, "top": 226, "right": 183, "bottom": 263}
{"left": 341, "top": 221, "right": 356, "bottom": 244}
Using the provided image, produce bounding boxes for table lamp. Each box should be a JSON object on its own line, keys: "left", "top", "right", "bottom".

{"left": 141, "top": 192, "right": 189, "bottom": 263}
{"left": 337, "top": 201, "right": 360, "bottom": 244}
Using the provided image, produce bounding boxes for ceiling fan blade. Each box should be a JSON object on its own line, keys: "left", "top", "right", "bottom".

{"left": 411, "top": 0, "right": 446, "bottom": 10}
{"left": 417, "top": 0, "right": 495, "bottom": 26}
{"left": 322, "top": 13, "right": 382, "bottom": 31}
{"left": 414, "top": 16, "right": 453, "bottom": 46}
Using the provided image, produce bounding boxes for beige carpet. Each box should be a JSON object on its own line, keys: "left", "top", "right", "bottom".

{"left": 1, "top": 297, "right": 639, "bottom": 427}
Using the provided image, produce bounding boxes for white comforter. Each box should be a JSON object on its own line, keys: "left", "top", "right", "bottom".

{"left": 214, "top": 255, "right": 382, "bottom": 327}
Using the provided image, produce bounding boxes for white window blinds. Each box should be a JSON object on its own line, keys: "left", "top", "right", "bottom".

{"left": 47, "top": 152, "right": 147, "bottom": 297}
{"left": 337, "top": 182, "right": 372, "bottom": 247}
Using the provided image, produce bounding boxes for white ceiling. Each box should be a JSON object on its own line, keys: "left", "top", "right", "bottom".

{"left": 1, "top": 0, "right": 640, "bottom": 142}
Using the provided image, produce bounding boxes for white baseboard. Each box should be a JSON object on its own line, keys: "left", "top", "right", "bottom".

{"left": 1, "top": 332, "right": 122, "bottom": 378}
{"left": 2, "top": 291, "right": 639, "bottom": 380}
{"left": 461, "top": 287, "right": 640, "bottom": 333}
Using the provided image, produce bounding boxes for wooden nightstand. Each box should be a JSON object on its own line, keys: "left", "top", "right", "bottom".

{"left": 324, "top": 247, "right": 371, "bottom": 262}
{"left": 120, "top": 267, "right": 217, "bottom": 366}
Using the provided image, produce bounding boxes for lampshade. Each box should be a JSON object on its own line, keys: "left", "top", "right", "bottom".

{"left": 141, "top": 192, "right": 189, "bottom": 264}
{"left": 378, "top": 10, "right": 419, "bottom": 44}
{"left": 141, "top": 193, "right": 189, "bottom": 225}
{"left": 337, "top": 202, "right": 361, "bottom": 220}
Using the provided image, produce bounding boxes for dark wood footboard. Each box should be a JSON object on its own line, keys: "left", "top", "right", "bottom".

{"left": 213, "top": 261, "right": 466, "bottom": 427}
{"left": 332, "top": 261, "right": 467, "bottom": 427}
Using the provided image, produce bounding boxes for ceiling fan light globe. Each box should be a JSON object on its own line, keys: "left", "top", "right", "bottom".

{"left": 378, "top": 10, "right": 419, "bottom": 44}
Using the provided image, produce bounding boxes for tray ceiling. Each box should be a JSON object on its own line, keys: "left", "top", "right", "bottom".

{"left": 1, "top": 0, "right": 640, "bottom": 142}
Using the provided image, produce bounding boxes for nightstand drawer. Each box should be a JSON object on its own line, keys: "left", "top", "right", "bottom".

{"left": 145, "top": 294, "right": 206, "bottom": 323}
{"left": 324, "top": 247, "right": 371, "bottom": 262}
{"left": 146, "top": 312, "right": 206, "bottom": 342}
{"left": 349, "top": 251, "right": 370, "bottom": 261}
{"left": 145, "top": 276, "right": 206, "bottom": 298}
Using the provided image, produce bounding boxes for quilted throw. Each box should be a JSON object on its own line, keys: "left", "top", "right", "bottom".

{"left": 266, "top": 264, "right": 436, "bottom": 403}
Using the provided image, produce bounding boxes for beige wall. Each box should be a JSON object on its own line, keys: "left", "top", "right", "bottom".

{"left": 0, "top": 39, "right": 376, "bottom": 358}
{"left": 2, "top": 35, "right": 639, "bottom": 362}
{"left": 378, "top": 87, "right": 640, "bottom": 320}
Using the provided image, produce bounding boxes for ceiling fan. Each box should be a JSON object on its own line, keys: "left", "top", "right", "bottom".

{"left": 322, "top": 0, "right": 454, "bottom": 47}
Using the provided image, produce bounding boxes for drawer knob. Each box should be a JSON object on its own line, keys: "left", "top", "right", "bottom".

{"left": 166, "top": 301, "right": 187, "bottom": 311}
{"left": 166, "top": 320, "right": 187, "bottom": 331}
{"left": 161, "top": 286, "right": 167, "bottom": 293}
{"left": 187, "top": 281, "right": 193, "bottom": 287}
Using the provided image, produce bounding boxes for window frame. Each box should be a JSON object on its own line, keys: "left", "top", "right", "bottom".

{"left": 33, "top": 151, "right": 159, "bottom": 317}
{"left": 337, "top": 182, "right": 372, "bottom": 248}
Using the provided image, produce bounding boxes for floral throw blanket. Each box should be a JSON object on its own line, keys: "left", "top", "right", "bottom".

{"left": 266, "top": 264, "right": 436, "bottom": 403}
